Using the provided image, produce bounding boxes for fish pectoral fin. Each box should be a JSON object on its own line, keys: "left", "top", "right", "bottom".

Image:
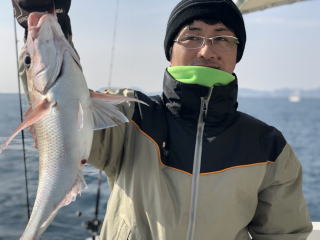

{"left": 90, "top": 92, "right": 139, "bottom": 130}
{"left": 0, "top": 99, "right": 54, "bottom": 154}
{"left": 91, "top": 98, "right": 128, "bottom": 130}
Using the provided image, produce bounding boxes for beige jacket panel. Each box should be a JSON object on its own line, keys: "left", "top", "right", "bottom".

{"left": 249, "top": 144, "right": 312, "bottom": 239}
{"left": 94, "top": 119, "right": 312, "bottom": 239}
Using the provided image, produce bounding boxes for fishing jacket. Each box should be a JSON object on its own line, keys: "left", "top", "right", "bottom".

{"left": 89, "top": 70, "right": 312, "bottom": 240}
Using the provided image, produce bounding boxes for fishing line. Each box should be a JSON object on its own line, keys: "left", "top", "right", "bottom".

{"left": 107, "top": 0, "right": 120, "bottom": 87}
{"left": 94, "top": 170, "right": 102, "bottom": 222}
{"left": 12, "top": 11, "right": 31, "bottom": 219}
{"left": 88, "top": 170, "right": 103, "bottom": 239}
{"left": 85, "top": 0, "right": 122, "bottom": 236}
{"left": 85, "top": 1, "right": 122, "bottom": 237}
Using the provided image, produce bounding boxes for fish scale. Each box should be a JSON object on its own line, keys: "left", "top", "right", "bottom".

{"left": 24, "top": 110, "right": 86, "bottom": 237}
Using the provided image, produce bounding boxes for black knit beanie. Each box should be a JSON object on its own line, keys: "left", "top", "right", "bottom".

{"left": 164, "top": 0, "right": 246, "bottom": 62}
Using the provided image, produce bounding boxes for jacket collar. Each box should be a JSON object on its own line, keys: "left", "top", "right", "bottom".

{"left": 162, "top": 69, "right": 238, "bottom": 129}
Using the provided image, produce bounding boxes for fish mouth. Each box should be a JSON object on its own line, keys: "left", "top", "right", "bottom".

{"left": 28, "top": 12, "right": 52, "bottom": 29}
{"left": 28, "top": 13, "right": 53, "bottom": 40}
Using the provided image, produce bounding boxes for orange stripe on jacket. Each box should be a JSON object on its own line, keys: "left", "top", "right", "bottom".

{"left": 130, "top": 120, "right": 276, "bottom": 176}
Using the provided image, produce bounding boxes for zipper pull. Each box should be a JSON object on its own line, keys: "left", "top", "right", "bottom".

{"left": 201, "top": 99, "right": 208, "bottom": 122}
{"left": 203, "top": 88, "right": 213, "bottom": 117}
{"left": 202, "top": 102, "right": 207, "bottom": 113}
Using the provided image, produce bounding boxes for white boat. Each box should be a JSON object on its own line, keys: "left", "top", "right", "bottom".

{"left": 288, "top": 90, "right": 302, "bottom": 102}
{"left": 288, "top": 93, "right": 301, "bottom": 102}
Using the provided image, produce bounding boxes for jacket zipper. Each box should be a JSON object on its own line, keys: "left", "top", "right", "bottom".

{"left": 186, "top": 88, "right": 213, "bottom": 240}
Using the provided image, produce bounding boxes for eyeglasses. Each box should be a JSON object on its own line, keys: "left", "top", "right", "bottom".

{"left": 174, "top": 34, "right": 239, "bottom": 51}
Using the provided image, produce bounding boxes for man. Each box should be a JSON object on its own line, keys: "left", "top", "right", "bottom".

{"left": 13, "top": 0, "right": 313, "bottom": 239}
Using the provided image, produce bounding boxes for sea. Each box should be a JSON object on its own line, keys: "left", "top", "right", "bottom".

{"left": 0, "top": 93, "right": 319, "bottom": 240}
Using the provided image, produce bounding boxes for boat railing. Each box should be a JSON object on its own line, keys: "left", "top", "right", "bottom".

{"left": 308, "top": 222, "right": 320, "bottom": 239}
{"left": 85, "top": 222, "right": 320, "bottom": 240}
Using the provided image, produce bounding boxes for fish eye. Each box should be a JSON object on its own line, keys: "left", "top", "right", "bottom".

{"left": 24, "top": 55, "right": 31, "bottom": 68}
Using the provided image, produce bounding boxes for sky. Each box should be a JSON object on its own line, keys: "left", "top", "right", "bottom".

{"left": 0, "top": 0, "right": 319, "bottom": 93}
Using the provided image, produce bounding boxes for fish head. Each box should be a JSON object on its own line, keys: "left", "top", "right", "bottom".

{"left": 23, "top": 12, "right": 75, "bottom": 97}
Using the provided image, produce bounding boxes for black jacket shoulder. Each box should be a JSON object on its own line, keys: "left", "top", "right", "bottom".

{"left": 132, "top": 91, "right": 167, "bottom": 148}
{"left": 237, "top": 111, "right": 287, "bottom": 163}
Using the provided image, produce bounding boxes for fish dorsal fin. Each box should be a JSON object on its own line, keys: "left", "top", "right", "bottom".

{"left": 0, "top": 99, "right": 54, "bottom": 154}
{"left": 90, "top": 93, "right": 129, "bottom": 130}
{"left": 90, "top": 91, "right": 147, "bottom": 105}
{"left": 90, "top": 91, "right": 148, "bottom": 130}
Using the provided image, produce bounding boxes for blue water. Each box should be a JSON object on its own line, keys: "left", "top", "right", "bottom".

{"left": 0, "top": 94, "right": 319, "bottom": 239}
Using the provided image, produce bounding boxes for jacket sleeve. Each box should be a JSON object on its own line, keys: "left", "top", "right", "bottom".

{"left": 88, "top": 89, "right": 136, "bottom": 180}
{"left": 248, "top": 144, "right": 313, "bottom": 240}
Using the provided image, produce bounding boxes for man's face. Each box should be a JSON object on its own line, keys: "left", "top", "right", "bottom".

{"left": 170, "top": 21, "right": 237, "bottom": 74}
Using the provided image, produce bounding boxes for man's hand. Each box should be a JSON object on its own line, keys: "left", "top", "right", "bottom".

{"left": 14, "top": 0, "right": 55, "bottom": 12}
{"left": 11, "top": 0, "right": 72, "bottom": 39}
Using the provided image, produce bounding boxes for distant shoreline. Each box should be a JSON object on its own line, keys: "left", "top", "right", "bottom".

{"left": 1, "top": 89, "right": 319, "bottom": 99}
